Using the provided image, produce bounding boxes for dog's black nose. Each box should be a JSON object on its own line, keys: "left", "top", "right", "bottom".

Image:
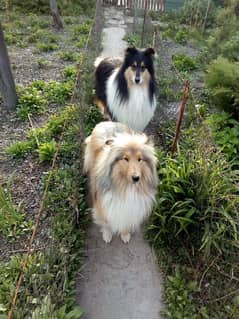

{"left": 135, "top": 77, "right": 140, "bottom": 84}
{"left": 132, "top": 175, "right": 140, "bottom": 183}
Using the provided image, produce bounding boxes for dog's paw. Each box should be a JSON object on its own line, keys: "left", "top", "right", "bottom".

{"left": 102, "top": 228, "right": 113, "bottom": 243}
{"left": 120, "top": 232, "right": 131, "bottom": 244}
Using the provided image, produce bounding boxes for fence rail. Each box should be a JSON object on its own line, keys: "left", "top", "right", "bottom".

{"left": 103, "top": 0, "right": 165, "bottom": 11}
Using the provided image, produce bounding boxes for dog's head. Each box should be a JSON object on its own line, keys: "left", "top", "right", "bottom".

{"left": 98, "top": 133, "right": 158, "bottom": 194}
{"left": 123, "top": 46, "right": 155, "bottom": 86}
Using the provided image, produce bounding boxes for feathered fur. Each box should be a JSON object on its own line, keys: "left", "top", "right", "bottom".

{"left": 94, "top": 47, "right": 157, "bottom": 132}
{"left": 84, "top": 121, "right": 158, "bottom": 243}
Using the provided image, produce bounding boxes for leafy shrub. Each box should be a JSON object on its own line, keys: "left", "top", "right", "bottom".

{"left": 72, "top": 22, "right": 91, "bottom": 39}
{"left": 123, "top": 33, "right": 141, "bottom": 47}
{"left": 8, "top": 0, "right": 95, "bottom": 16}
{"left": 36, "top": 57, "right": 49, "bottom": 68}
{"left": 163, "top": 270, "right": 198, "bottom": 319}
{"left": 76, "top": 36, "right": 88, "bottom": 49}
{"left": 220, "top": 31, "right": 239, "bottom": 61}
{"left": 174, "top": 29, "right": 189, "bottom": 44}
{"left": 205, "top": 57, "right": 239, "bottom": 119}
{"left": 206, "top": 2, "right": 239, "bottom": 60}
{"left": 172, "top": 54, "right": 198, "bottom": 72}
{"left": 44, "top": 81, "right": 72, "bottom": 103}
{"left": 17, "top": 87, "right": 46, "bottom": 119}
{"left": 0, "top": 177, "right": 32, "bottom": 238}
{"left": 38, "top": 141, "right": 57, "bottom": 162}
{"left": 63, "top": 66, "right": 77, "bottom": 81}
{"left": 6, "top": 140, "right": 35, "bottom": 158}
{"left": 181, "top": 0, "right": 216, "bottom": 28}
{"left": 146, "top": 149, "right": 239, "bottom": 258}
{"left": 36, "top": 42, "right": 59, "bottom": 52}
{"left": 28, "top": 29, "right": 59, "bottom": 44}
{"left": 206, "top": 112, "right": 239, "bottom": 164}
{"left": 58, "top": 50, "right": 79, "bottom": 62}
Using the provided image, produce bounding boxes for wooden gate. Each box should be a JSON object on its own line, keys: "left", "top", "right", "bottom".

{"left": 102, "top": 0, "right": 165, "bottom": 12}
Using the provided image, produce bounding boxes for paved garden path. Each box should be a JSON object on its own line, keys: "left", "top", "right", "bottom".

{"left": 77, "top": 6, "right": 164, "bottom": 319}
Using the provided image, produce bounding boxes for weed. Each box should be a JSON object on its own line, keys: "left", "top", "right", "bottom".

{"left": 36, "top": 42, "right": 59, "bottom": 52}
{"left": 17, "top": 87, "right": 46, "bottom": 120}
{"left": 72, "top": 22, "right": 91, "bottom": 40}
{"left": 0, "top": 176, "right": 32, "bottom": 239}
{"left": 36, "top": 57, "right": 50, "bottom": 69}
{"left": 45, "top": 81, "right": 72, "bottom": 104}
{"left": 58, "top": 51, "right": 79, "bottom": 62}
{"left": 163, "top": 269, "right": 198, "bottom": 319}
{"left": 38, "top": 141, "right": 57, "bottom": 162}
{"left": 76, "top": 36, "right": 88, "bottom": 49}
{"left": 174, "top": 29, "right": 189, "bottom": 44}
{"left": 146, "top": 147, "right": 239, "bottom": 258}
{"left": 205, "top": 57, "right": 239, "bottom": 119}
{"left": 6, "top": 140, "right": 35, "bottom": 158}
{"left": 123, "top": 33, "right": 141, "bottom": 47}
{"left": 63, "top": 66, "right": 77, "bottom": 81}
{"left": 172, "top": 54, "right": 198, "bottom": 72}
{"left": 206, "top": 112, "right": 239, "bottom": 164}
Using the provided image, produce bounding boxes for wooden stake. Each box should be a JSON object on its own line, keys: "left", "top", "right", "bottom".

{"left": 172, "top": 80, "right": 190, "bottom": 155}
{"left": 141, "top": 0, "right": 148, "bottom": 47}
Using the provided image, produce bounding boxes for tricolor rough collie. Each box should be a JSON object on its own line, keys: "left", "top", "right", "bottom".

{"left": 84, "top": 121, "right": 158, "bottom": 243}
{"left": 94, "top": 46, "right": 157, "bottom": 132}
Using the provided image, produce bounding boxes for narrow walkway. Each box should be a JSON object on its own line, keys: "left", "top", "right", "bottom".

{"left": 77, "top": 6, "right": 164, "bottom": 318}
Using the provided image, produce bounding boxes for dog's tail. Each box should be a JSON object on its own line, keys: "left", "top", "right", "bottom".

{"left": 94, "top": 56, "right": 105, "bottom": 68}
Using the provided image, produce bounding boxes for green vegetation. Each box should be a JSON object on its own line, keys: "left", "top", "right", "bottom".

{"left": 145, "top": 1, "right": 239, "bottom": 318}
{"left": 36, "top": 42, "right": 59, "bottom": 52}
{"left": 205, "top": 57, "right": 239, "bottom": 119}
{"left": 0, "top": 177, "right": 32, "bottom": 239}
{"left": 206, "top": 113, "right": 239, "bottom": 164}
{"left": 172, "top": 53, "right": 198, "bottom": 72}
{"left": 16, "top": 80, "right": 73, "bottom": 120}
{"left": 58, "top": 51, "right": 79, "bottom": 62}
{"left": 0, "top": 3, "right": 98, "bottom": 317}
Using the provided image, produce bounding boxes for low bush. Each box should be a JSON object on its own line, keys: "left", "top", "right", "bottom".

{"left": 205, "top": 57, "right": 239, "bottom": 119}
{"left": 16, "top": 80, "right": 73, "bottom": 120}
{"left": 146, "top": 148, "right": 239, "bottom": 258}
{"left": 0, "top": 177, "right": 32, "bottom": 239}
{"left": 206, "top": 112, "right": 239, "bottom": 164}
{"left": 180, "top": 0, "right": 216, "bottom": 28}
{"left": 17, "top": 86, "right": 47, "bottom": 119}
{"left": 36, "top": 42, "right": 59, "bottom": 52}
{"left": 172, "top": 53, "right": 198, "bottom": 72}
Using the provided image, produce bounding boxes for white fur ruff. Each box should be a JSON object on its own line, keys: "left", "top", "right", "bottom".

{"left": 97, "top": 187, "right": 155, "bottom": 234}
{"left": 106, "top": 70, "right": 156, "bottom": 132}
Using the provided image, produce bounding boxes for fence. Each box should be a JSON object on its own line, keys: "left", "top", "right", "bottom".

{"left": 103, "top": 0, "right": 165, "bottom": 11}
{"left": 103, "top": 0, "right": 185, "bottom": 11}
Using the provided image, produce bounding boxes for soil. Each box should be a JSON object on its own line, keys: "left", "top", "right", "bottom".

{"left": 0, "top": 16, "right": 79, "bottom": 261}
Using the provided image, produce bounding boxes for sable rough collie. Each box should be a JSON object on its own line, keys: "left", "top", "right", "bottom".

{"left": 84, "top": 121, "right": 158, "bottom": 243}
{"left": 94, "top": 46, "right": 156, "bottom": 132}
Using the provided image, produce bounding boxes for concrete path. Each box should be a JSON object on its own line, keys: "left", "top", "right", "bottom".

{"left": 77, "top": 6, "right": 164, "bottom": 318}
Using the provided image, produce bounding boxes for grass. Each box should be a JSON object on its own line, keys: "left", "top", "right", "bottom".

{"left": 16, "top": 80, "right": 74, "bottom": 120}
{"left": 0, "top": 6, "right": 99, "bottom": 317}
{"left": 0, "top": 176, "right": 33, "bottom": 239}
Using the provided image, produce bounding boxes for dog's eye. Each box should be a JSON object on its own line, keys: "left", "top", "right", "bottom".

{"left": 138, "top": 158, "right": 143, "bottom": 162}
{"left": 131, "top": 65, "right": 136, "bottom": 71}
{"left": 141, "top": 66, "right": 145, "bottom": 72}
{"left": 123, "top": 157, "right": 129, "bottom": 162}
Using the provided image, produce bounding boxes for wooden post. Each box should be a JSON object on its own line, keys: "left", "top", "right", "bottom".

{"left": 141, "top": 0, "right": 148, "bottom": 47}
{"left": 172, "top": 81, "right": 190, "bottom": 154}
{"left": 49, "top": 0, "right": 63, "bottom": 30}
{"left": 0, "top": 22, "right": 17, "bottom": 111}
{"left": 202, "top": 0, "right": 211, "bottom": 34}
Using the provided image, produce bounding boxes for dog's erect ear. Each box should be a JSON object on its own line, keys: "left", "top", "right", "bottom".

{"left": 105, "top": 139, "right": 114, "bottom": 146}
{"left": 144, "top": 48, "right": 155, "bottom": 57}
{"left": 125, "top": 46, "right": 137, "bottom": 56}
